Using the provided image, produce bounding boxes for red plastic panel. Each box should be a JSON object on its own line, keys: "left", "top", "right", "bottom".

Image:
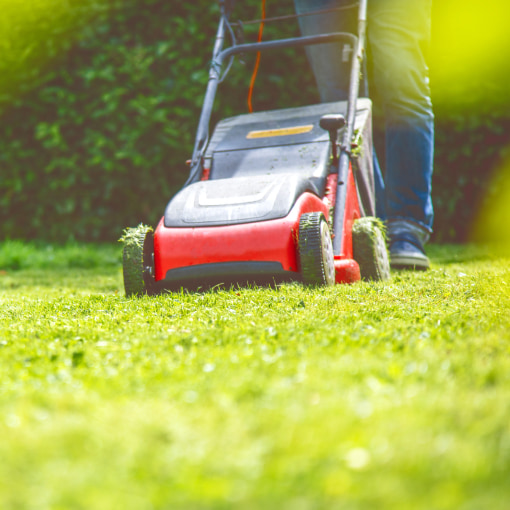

{"left": 154, "top": 192, "right": 329, "bottom": 282}
{"left": 322, "top": 172, "right": 337, "bottom": 211}
{"left": 334, "top": 258, "right": 360, "bottom": 283}
{"left": 339, "top": 165, "right": 361, "bottom": 259}
{"left": 331, "top": 165, "right": 362, "bottom": 283}
{"left": 200, "top": 167, "right": 210, "bottom": 181}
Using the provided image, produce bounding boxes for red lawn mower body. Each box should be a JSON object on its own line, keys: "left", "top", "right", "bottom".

{"left": 151, "top": 100, "right": 376, "bottom": 291}
{"left": 121, "top": 1, "right": 389, "bottom": 295}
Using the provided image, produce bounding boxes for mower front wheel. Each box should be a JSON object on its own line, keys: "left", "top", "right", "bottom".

{"left": 298, "top": 212, "right": 335, "bottom": 286}
{"left": 121, "top": 224, "right": 156, "bottom": 296}
{"left": 352, "top": 217, "right": 390, "bottom": 281}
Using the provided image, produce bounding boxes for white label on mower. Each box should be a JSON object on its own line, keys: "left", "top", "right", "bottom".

{"left": 246, "top": 125, "right": 314, "bottom": 139}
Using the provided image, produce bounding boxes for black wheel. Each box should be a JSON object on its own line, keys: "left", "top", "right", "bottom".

{"left": 352, "top": 217, "right": 390, "bottom": 281}
{"left": 120, "top": 224, "right": 155, "bottom": 296}
{"left": 298, "top": 212, "right": 335, "bottom": 286}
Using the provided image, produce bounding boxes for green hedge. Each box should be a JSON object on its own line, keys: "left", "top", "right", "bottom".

{"left": 1, "top": 0, "right": 220, "bottom": 241}
{"left": 0, "top": 0, "right": 316, "bottom": 241}
{"left": 1, "top": 0, "right": 509, "bottom": 242}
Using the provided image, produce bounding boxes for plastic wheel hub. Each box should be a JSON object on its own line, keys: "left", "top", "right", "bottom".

{"left": 298, "top": 212, "right": 335, "bottom": 285}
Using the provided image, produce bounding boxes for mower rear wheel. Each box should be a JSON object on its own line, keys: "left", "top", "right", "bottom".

{"left": 352, "top": 217, "right": 390, "bottom": 281}
{"left": 298, "top": 212, "right": 335, "bottom": 286}
{"left": 121, "top": 224, "right": 155, "bottom": 296}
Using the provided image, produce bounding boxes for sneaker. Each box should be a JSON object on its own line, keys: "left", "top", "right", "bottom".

{"left": 387, "top": 219, "right": 430, "bottom": 270}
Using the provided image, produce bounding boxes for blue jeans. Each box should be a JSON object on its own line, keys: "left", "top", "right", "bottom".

{"left": 294, "top": 0, "right": 434, "bottom": 232}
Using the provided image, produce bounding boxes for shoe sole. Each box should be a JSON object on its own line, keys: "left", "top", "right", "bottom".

{"left": 390, "top": 254, "right": 430, "bottom": 271}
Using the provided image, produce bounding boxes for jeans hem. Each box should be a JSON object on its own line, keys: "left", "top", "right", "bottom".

{"left": 386, "top": 216, "right": 433, "bottom": 234}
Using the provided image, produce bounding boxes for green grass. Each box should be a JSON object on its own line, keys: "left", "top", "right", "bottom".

{"left": 1, "top": 242, "right": 509, "bottom": 510}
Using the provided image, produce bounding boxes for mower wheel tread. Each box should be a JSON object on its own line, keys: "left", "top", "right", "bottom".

{"left": 121, "top": 224, "right": 155, "bottom": 296}
{"left": 352, "top": 217, "right": 390, "bottom": 281}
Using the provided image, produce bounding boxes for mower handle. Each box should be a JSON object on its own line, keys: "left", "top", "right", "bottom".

{"left": 217, "top": 32, "right": 357, "bottom": 63}
{"left": 186, "top": 31, "right": 357, "bottom": 186}
{"left": 186, "top": 0, "right": 368, "bottom": 258}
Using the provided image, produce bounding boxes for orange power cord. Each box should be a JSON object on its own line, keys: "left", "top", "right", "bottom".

{"left": 247, "top": 0, "right": 266, "bottom": 113}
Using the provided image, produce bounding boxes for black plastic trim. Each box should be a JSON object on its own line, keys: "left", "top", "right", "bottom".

{"left": 165, "top": 261, "right": 288, "bottom": 281}
{"left": 155, "top": 261, "right": 299, "bottom": 291}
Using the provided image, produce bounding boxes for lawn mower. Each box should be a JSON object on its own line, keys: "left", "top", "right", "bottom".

{"left": 121, "top": 0, "right": 390, "bottom": 295}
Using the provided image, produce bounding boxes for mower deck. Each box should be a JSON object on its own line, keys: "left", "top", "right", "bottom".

{"left": 153, "top": 99, "right": 374, "bottom": 290}
{"left": 121, "top": 2, "right": 391, "bottom": 296}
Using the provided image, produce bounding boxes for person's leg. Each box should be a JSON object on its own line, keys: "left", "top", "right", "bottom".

{"left": 293, "top": 0, "right": 356, "bottom": 102}
{"left": 293, "top": 0, "right": 386, "bottom": 217}
{"left": 373, "top": 147, "right": 386, "bottom": 220}
{"left": 368, "top": 0, "right": 434, "bottom": 269}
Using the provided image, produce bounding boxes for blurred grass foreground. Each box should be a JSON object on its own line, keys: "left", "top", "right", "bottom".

{"left": 1, "top": 243, "right": 510, "bottom": 509}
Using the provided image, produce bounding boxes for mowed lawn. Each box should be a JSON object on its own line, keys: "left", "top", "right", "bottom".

{"left": 0, "top": 243, "right": 509, "bottom": 510}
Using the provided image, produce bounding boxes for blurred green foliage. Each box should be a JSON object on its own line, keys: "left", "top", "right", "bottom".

{"left": 0, "top": 0, "right": 509, "bottom": 242}
{"left": 429, "top": 0, "right": 510, "bottom": 242}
